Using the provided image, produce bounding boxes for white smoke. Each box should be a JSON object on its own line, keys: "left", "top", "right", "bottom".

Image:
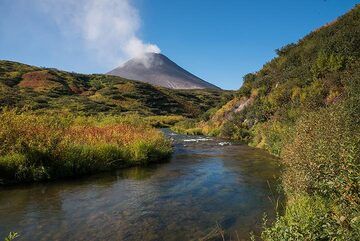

{"left": 36, "top": 0, "right": 160, "bottom": 67}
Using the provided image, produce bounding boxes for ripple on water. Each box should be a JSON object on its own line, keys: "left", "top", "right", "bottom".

{"left": 0, "top": 129, "right": 282, "bottom": 241}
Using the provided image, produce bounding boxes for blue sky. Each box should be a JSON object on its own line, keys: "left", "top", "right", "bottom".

{"left": 0, "top": 0, "right": 358, "bottom": 89}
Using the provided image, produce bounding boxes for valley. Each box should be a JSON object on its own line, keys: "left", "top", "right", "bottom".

{"left": 0, "top": 3, "right": 359, "bottom": 241}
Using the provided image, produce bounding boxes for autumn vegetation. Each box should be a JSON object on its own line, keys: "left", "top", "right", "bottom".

{"left": 0, "top": 57, "right": 232, "bottom": 185}
{"left": 0, "top": 60, "right": 232, "bottom": 117}
{"left": 0, "top": 109, "right": 172, "bottom": 184}
{"left": 0, "top": 3, "right": 359, "bottom": 240}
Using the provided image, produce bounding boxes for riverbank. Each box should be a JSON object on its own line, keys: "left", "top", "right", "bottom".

{"left": 170, "top": 89, "right": 360, "bottom": 240}
{"left": 0, "top": 109, "right": 172, "bottom": 185}
{"left": 0, "top": 129, "right": 281, "bottom": 240}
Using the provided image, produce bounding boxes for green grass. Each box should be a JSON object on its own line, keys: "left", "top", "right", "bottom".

{"left": 3, "top": 232, "right": 19, "bottom": 241}
{"left": 143, "top": 115, "right": 185, "bottom": 127}
{"left": 0, "top": 109, "right": 172, "bottom": 184}
{"left": 261, "top": 194, "right": 360, "bottom": 241}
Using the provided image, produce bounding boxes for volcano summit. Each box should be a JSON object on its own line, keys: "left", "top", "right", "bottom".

{"left": 107, "top": 53, "right": 220, "bottom": 90}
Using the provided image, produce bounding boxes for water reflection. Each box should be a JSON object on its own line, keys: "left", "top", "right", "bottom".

{"left": 0, "top": 129, "right": 281, "bottom": 241}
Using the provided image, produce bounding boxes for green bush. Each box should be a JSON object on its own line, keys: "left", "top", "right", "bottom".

{"left": 220, "top": 120, "right": 251, "bottom": 141}
{"left": 262, "top": 194, "right": 360, "bottom": 241}
{"left": 4, "top": 232, "right": 19, "bottom": 241}
{"left": 171, "top": 119, "right": 202, "bottom": 134}
{"left": 281, "top": 102, "right": 359, "bottom": 207}
{"left": 262, "top": 83, "right": 360, "bottom": 239}
{"left": 250, "top": 121, "right": 293, "bottom": 156}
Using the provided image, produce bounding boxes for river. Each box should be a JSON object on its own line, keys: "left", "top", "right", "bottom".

{"left": 0, "top": 129, "right": 281, "bottom": 241}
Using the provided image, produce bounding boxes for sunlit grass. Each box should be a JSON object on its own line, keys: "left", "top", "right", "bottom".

{"left": 0, "top": 109, "right": 172, "bottom": 184}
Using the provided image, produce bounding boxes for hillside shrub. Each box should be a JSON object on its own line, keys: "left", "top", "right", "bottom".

{"left": 262, "top": 194, "right": 360, "bottom": 241}
{"left": 250, "top": 121, "right": 293, "bottom": 156}
{"left": 262, "top": 81, "right": 360, "bottom": 240}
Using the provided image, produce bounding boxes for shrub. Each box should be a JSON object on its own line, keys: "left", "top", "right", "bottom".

{"left": 262, "top": 194, "right": 360, "bottom": 241}
{"left": 144, "top": 115, "right": 185, "bottom": 127}
{"left": 4, "top": 232, "right": 19, "bottom": 241}
{"left": 220, "top": 120, "right": 250, "bottom": 141}
{"left": 281, "top": 103, "right": 359, "bottom": 209}
{"left": 171, "top": 119, "right": 201, "bottom": 134}
{"left": 262, "top": 84, "right": 360, "bottom": 239}
{"left": 250, "top": 121, "right": 293, "bottom": 156}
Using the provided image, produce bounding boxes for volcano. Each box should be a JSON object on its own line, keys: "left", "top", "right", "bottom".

{"left": 107, "top": 53, "right": 220, "bottom": 90}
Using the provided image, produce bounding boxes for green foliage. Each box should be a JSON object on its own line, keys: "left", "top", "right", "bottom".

{"left": 262, "top": 195, "right": 360, "bottom": 241}
{"left": 262, "top": 81, "right": 360, "bottom": 239}
{"left": 275, "top": 43, "right": 297, "bottom": 56}
{"left": 223, "top": 5, "right": 360, "bottom": 133}
{"left": 238, "top": 73, "right": 256, "bottom": 97}
{"left": 250, "top": 121, "right": 293, "bottom": 156}
{"left": 281, "top": 100, "right": 359, "bottom": 207}
{"left": 311, "top": 51, "right": 346, "bottom": 79}
{"left": 143, "top": 115, "right": 185, "bottom": 127}
{"left": 219, "top": 116, "right": 251, "bottom": 142}
{"left": 4, "top": 232, "right": 19, "bottom": 241}
{"left": 171, "top": 119, "right": 204, "bottom": 135}
{"left": 89, "top": 78, "right": 104, "bottom": 90}
{"left": 255, "top": 7, "right": 360, "bottom": 239}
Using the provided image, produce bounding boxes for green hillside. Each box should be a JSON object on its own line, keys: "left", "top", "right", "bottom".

{"left": 173, "top": 5, "right": 360, "bottom": 240}
{"left": 0, "top": 60, "right": 232, "bottom": 117}
{"left": 195, "top": 4, "right": 360, "bottom": 141}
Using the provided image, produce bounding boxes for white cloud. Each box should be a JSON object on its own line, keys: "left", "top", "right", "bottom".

{"left": 36, "top": 0, "right": 160, "bottom": 67}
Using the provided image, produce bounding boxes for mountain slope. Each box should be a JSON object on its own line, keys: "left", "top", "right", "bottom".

{"left": 181, "top": 5, "right": 360, "bottom": 240}
{"left": 107, "top": 53, "right": 220, "bottom": 90}
{"left": 0, "top": 60, "right": 232, "bottom": 117}
{"left": 203, "top": 4, "right": 360, "bottom": 141}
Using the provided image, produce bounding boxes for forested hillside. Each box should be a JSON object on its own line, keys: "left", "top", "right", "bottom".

{"left": 0, "top": 60, "right": 231, "bottom": 117}
{"left": 173, "top": 5, "right": 360, "bottom": 240}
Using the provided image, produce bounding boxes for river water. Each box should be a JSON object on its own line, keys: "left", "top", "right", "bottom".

{"left": 0, "top": 129, "right": 281, "bottom": 241}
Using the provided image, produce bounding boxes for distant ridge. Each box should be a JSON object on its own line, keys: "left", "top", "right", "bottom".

{"left": 0, "top": 60, "right": 229, "bottom": 117}
{"left": 107, "top": 53, "right": 220, "bottom": 90}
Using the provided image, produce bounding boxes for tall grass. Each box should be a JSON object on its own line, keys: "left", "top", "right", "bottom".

{"left": 3, "top": 232, "right": 18, "bottom": 241}
{"left": 0, "top": 109, "right": 172, "bottom": 184}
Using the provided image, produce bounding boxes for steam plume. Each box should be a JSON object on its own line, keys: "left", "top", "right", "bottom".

{"left": 36, "top": 0, "right": 160, "bottom": 67}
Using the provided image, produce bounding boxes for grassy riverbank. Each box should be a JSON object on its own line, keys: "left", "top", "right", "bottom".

{"left": 171, "top": 5, "right": 360, "bottom": 240}
{"left": 261, "top": 89, "right": 360, "bottom": 240}
{"left": 0, "top": 109, "right": 172, "bottom": 184}
{"left": 172, "top": 81, "right": 360, "bottom": 240}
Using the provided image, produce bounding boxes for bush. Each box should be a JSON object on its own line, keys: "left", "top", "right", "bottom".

{"left": 171, "top": 119, "right": 202, "bottom": 134}
{"left": 143, "top": 115, "right": 185, "bottom": 127}
{"left": 281, "top": 103, "right": 359, "bottom": 208}
{"left": 250, "top": 121, "right": 293, "bottom": 156}
{"left": 220, "top": 120, "right": 251, "bottom": 141}
{"left": 262, "top": 194, "right": 360, "bottom": 241}
{"left": 262, "top": 86, "right": 360, "bottom": 239}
